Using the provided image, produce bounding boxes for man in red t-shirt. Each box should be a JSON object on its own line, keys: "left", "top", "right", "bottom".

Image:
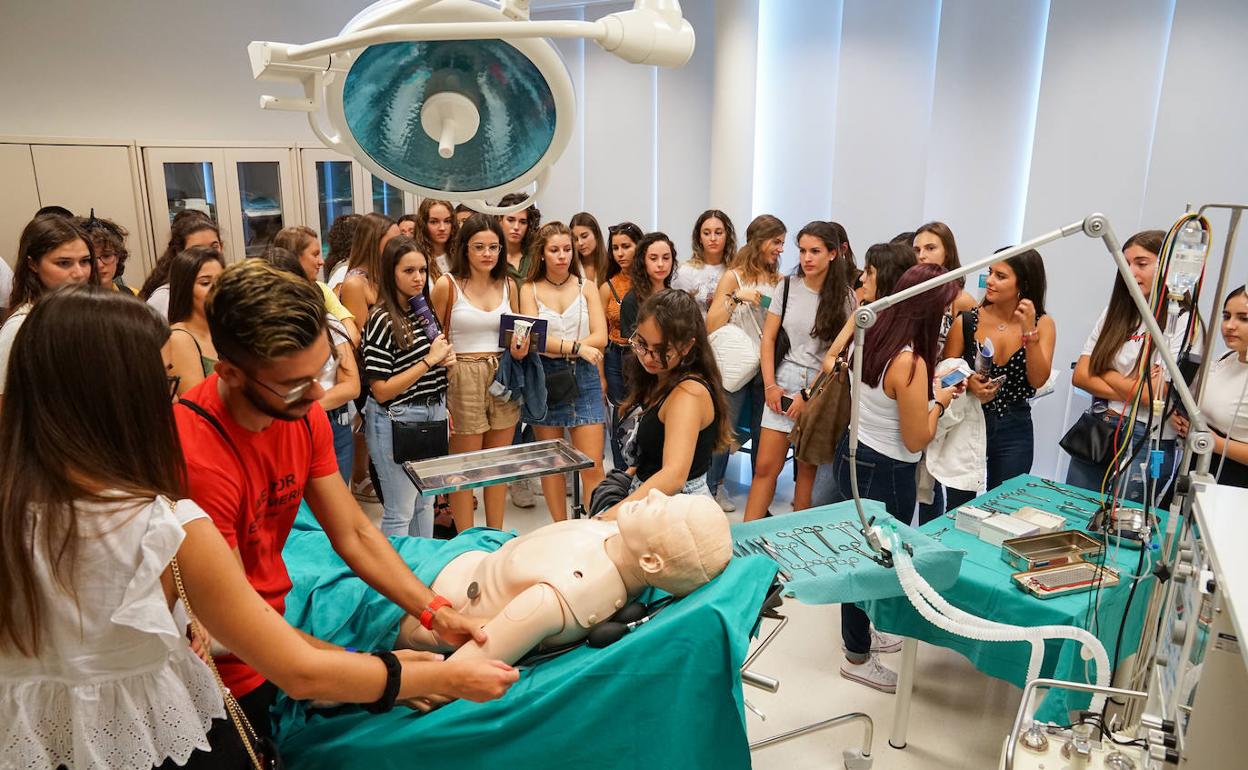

{"left": 175, "top": 261, "right": 490, "bottom": 736}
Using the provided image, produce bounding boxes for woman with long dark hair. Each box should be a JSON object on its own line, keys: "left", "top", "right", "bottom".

{"left": 601, "top": 289, "right": 732, "bottom": 516}
{"left": 570, "top": 211, "right": 607, "bottom": 285}
{"left": 1174, "top": 285, "right": 1248, "bottom": 488}
{"left": 673, "top": 209, "right": 737, "bottom": 315}
{"left": 1066, "top": 230, "right": 1187, "bottom": 500}
{"left": 325, "top": 212, "right": 363, "bottom": 289}
{"left": 0, "top": 286, "right": 515, "bottom": 770}
{"left": 743, "top": 221, "right": 856, "bottom": 521}
{"left": 141, "top": 211, "right": 221, "bottom": 317}
{"left": 431, "top": 213, "right": 523, "bottom": 531}
{"left": 167, "top": 246, "right": 225, "bottom": 396}
{"left": 364, "top": 236, "right": 454, "bottom": 536}
{"left": 599, "top": 222, "right": 643, "bottom": 469}
{"left": 519, "top": 222, "right": 608, "bottom": 520}
{"left": 833, "top": 263, "right": 964, "bottom": 693}
{"left": 618, "top": 232, "right": 677, "bottom": 342}
{"left": 912, "top": 221, "right": 976, "bottom": 344}
{"left": 704, "top": 214, "right": 786, "bottom": 511}
{"left": 0, "top": 215, "right": 96, "bottom": 411}
{"left": 496, "top": 193, "right": 541, "bottom": 284}
{"left": 339, "top": 212, "right": 400, "bottom": 329}
{"left": 944, "top": 249, "right": 1055, "bottom": 508}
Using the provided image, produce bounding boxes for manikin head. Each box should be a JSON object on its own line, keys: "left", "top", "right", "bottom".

{"left": 614, "top": 490, "right": 732, "bottom": 597}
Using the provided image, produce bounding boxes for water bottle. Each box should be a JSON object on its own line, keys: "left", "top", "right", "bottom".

{"left": 1167, "top": 221, "right": 1206, "bottom": 297}
{"left": 408, "top": 294, "right": 441, "bottom": 341}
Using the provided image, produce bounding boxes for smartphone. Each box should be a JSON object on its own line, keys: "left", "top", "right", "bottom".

{"left": 988, "top": 374, "right": 1007, "bottom": 388}
{"left": 939, "top": 369, "right": 970, "bottom": 389}
{"left": 780, "top": 395, "right": 794, "bottom": 411}
{"left": 759, "top": 294, "right": 773, "bottom": 310}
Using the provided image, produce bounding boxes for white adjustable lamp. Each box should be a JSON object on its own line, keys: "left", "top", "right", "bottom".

{"left": 247, "top": 0, "right": 695, "bottom": 214}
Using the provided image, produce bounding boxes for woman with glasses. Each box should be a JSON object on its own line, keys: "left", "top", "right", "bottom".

{"left": 432, "top": 214, "right": 523, "bottom": 532}
{"left": 600, "top": 222, "right": 643, "bottom": 468}
{"left": 167, "top": 246, "right": 225, "bottom": 397}
{"left": 0, "top": 214, "right": 96, "bottom": 414}
{"left": 704, "top": 214, "right": 786, "bottom": 512}
{"left": 0, "top": 285, "right": 516, "bottom": 770}
{"left": 362, "top": 236, "right": 453, "bottom": 536}
{"left": 599, "top": 289, "right": 731, "bottom": 517}
{"left": 78, "top": 213, "right": 137, "bottom": 294}
{"left": 518, "top": 222, "right": 608, "bottom": 521}
{"left": 265, "top": 248, "right": 361, "bottom": 484}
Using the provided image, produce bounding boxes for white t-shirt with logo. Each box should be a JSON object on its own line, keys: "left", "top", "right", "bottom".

{"left": 671, "top": 261, "right": 725, "bottom": 316}
{"left": 1080, "top": 308, "right": 1196, "bottom": 421}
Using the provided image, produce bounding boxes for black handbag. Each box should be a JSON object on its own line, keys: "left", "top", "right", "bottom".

{"left": 774, "top": 276, "right": 792, "bottom": 365}
{"left": 545, "top": 362, "right": 580, "bottom": 406}
{"left": 1059, "top": 410, "right": 1117, "bottom": 466}
{"left": 392, "top": 416, "right": 449, "bottom": 464}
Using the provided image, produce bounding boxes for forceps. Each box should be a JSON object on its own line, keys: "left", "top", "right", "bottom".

{"left": 792, "top": 525, "right": 839, "bottom": 555}
{"left": 777, "top": 529, "right": 821, "bottom": 556}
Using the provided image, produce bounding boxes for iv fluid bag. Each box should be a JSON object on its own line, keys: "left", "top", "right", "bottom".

{"left": 1168, "top": 221, "right": 1207, "bottom": 296}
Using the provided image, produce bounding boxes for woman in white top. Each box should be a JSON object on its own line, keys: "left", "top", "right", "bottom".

{"left": 1174, "top": 285, "right": 1248, "bottom": 487}
{"left": 743, "top": 221, "right": 858, "bottom": 521}
{"left": 0, "top": 287, "right": 516, "bottom": 770}
{"left": 831, "top": 263, "right": 963, "bottom": 693}
{"left": 140, "top": 211, "right": 221, "bottom": 318}
{"left": 673, "top": 209, "right": 736, "bottom": 315}
{"left": 432, "top": 213, "right": 525, "bottom": 532}
{"left": 0, "top": 214, "right": 96, "bottom": 415}
{"left": 415, "top": 198, "right": 458, "bottom": 279}
{"left": 1067, "top": 230, "right": 1192, "bottom": 502}
{"left": 519, "top": 222, "right": 608, "bottom": 520}
{"left": 570, "top": 211, "right": 607, "bottom": 285}
{"left": 704, "top": 214, "right": 785, "bottom": 512}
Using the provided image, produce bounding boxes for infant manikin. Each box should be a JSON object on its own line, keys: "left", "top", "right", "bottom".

{"left": 397, "top": 490, "right": 732, "bottom": 663}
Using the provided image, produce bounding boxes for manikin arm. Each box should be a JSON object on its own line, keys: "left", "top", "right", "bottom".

{"left": 399, "top": 583, "right": 570, "bottom": 666}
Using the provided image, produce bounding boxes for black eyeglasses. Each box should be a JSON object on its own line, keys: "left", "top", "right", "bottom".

{"left": 628, "top": 332, "right": 670, "bottom": 367}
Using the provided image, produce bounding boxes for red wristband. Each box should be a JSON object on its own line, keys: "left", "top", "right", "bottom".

{"left": 419, "top": 595, "right": 453, "bottom": 631}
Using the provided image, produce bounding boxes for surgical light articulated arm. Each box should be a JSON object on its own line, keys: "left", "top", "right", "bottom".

{"left": 846, "top": 214, "right": 1214, "bottom": 564}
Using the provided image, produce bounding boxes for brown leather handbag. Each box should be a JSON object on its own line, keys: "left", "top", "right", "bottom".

{"left": 790, "top": 355, "right": 852, "bottom": 466}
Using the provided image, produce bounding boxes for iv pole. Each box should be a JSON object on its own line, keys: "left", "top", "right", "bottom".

{"left": 843, "top": 213, "right": 1215, "bottom": 567}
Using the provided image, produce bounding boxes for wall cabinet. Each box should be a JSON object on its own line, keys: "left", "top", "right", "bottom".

{"left": 298, "top": 146, "right": 415, "bottom": 252}
{"left": 143, "top": 146, "right": 299, "bottom": 263}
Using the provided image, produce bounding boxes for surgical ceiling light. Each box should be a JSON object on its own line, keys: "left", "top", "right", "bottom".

{"left": 247, "top": 0, "right": 695, "bottom": 213}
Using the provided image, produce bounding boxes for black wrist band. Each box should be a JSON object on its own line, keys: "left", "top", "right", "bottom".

{"left": 365, "top": 650, "right": 402, "bottom": 713}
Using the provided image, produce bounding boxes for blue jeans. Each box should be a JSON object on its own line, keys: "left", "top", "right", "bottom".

{"left": 832, "top": 434, "right": 918, "bottom": 660}
{"left": 605, "top": 343, "right": 630, "bottom": 469}
{"left": 1064, "top": 411, "right": 1177, "bottom": 504}
{"left": 708, "top": 373, "right": 765, "bottom": 495}
{"left": 327, "top": 405, "right": 353, "bottom": 484}
{"left": 946, "top": 404, "right": 1036, "bottom": 511}
{"left": 365, "top": 396, "right": 445, "bottom": 538}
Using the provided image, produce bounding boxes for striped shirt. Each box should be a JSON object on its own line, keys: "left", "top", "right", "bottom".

{"left": 363, "top": 305, "right": 447, "bottom": 408}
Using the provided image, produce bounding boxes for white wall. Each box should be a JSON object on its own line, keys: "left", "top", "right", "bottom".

{"left": 750, "top": 0, "right": 1248, "bottom": 479}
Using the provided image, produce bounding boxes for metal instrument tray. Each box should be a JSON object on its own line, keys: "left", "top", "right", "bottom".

{"left": 402, "top": 439, "right": 593, "bottom": 495}
{"left": 1000, "top": 530, "right": 1105, "bottom": 572}
{"left": 1012, "top": 561, "right": 1119, "bottom": 599}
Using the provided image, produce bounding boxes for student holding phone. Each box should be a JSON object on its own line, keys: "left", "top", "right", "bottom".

{"left": 943, "top": 249, "right": 1055, "bottom": 509}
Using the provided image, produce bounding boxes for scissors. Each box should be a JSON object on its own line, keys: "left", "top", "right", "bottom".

{"left": 776, "top": 529, "right": 821, "bottom": 556}
{"left": 791, "top": 525, "right": 840, "bottom": 555}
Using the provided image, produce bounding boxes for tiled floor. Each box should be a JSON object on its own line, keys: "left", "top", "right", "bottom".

{"left": 364, "top": 452, "right": 1020, "bottom": 768}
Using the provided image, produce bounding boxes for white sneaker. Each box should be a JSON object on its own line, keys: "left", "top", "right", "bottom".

{"left": 839, "top": 656, "right": 898, "bottom": 694}
{"left": 715, "top": 488, "right": 737, "bottom": 513}
{"left": 509, "top": 479, "right": 536, "bottom": 508}
{"left": 870, "top": 629, "right": 904, "bottom": 654}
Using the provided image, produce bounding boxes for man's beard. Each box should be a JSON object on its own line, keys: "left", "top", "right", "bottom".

{"left": 242, "top": 380, "right": 314, "bottom": 422}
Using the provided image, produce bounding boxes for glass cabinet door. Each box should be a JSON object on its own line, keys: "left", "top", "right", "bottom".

{"left": 224, "top": 149, "right": 298, "bottom": 261}
{"left": 143, "top": 148, "right": 231, "bottom": 261}
{"left": 370, "top": 175, "right": 406, "bottom": 218}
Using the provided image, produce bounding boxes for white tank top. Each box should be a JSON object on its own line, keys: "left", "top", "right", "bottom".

{"left": 533, "top": 280, "right": 587, "bottom": 346}
{"left": 447, "top": 275, "right": 509, "bottom": 353}
{"left": 857, "top": 346, "right": 923, "bottom": 463}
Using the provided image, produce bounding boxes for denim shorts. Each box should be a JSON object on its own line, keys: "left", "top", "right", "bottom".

{"left": 532, "top": 357, "right": 606, "bottom": 428}
{"left": 760, "top": 362, "right": 818, "bottom": 433}
{"left": 629, "top": 473, "right": 712, "bottom": 498}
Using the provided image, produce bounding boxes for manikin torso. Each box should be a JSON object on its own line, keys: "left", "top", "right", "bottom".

{"left": 431, "top": 519, "right": 629, "bottom": 649}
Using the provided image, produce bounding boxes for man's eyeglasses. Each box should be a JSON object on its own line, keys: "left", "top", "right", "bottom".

{"left": 245, "top": 353, "right": 336, "bottom": 405}
{"left": 628, "top": 333, "right": 669, "bottom": 367}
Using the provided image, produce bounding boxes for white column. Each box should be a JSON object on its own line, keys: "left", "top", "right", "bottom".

{"left": 707, "top": 0, "right": 759, "bottom": 221}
